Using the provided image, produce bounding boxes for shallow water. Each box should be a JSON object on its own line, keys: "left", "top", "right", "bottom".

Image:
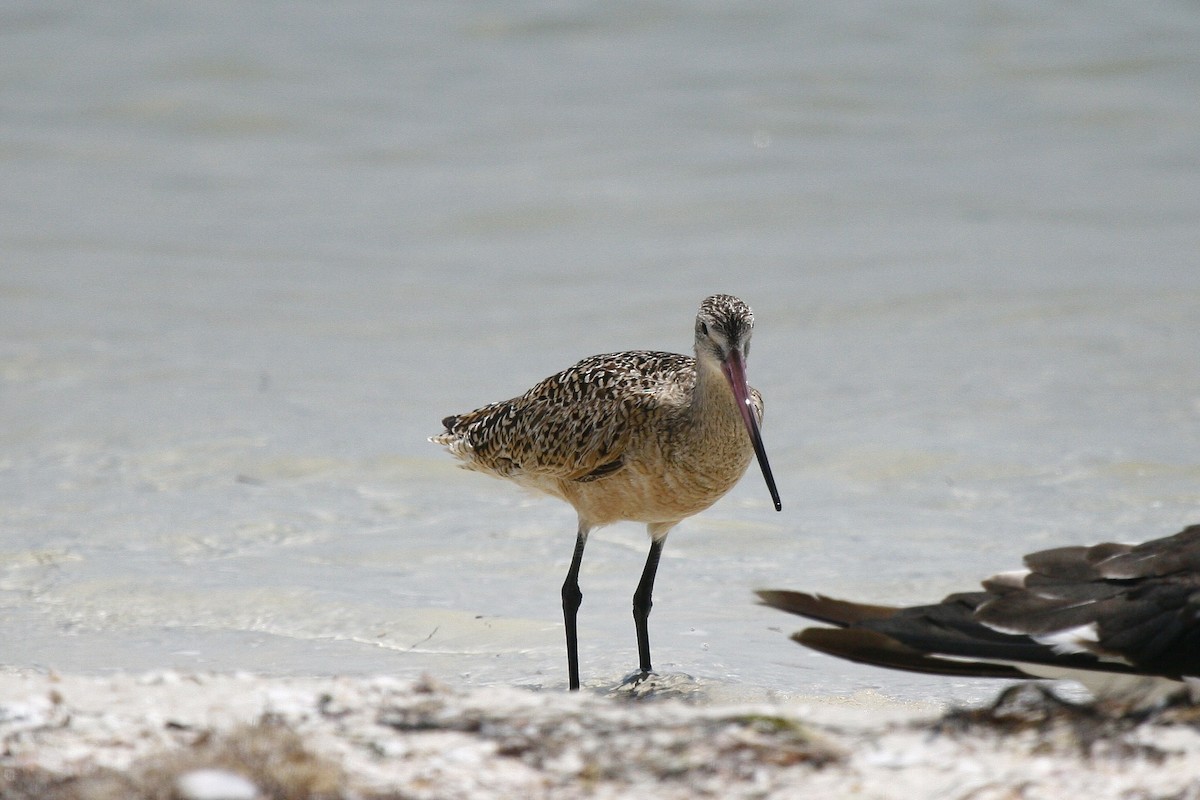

{"left": 3, "top": 2, "right": 1199, "bottom": 705}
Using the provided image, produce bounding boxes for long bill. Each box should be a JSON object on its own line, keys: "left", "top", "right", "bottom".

{"left": 722, "top": 350, "right": 782, "bottom": 511}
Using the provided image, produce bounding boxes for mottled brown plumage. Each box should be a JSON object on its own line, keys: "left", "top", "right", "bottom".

{"left": 432, "top": 294, "right": 781, "bottom": 689}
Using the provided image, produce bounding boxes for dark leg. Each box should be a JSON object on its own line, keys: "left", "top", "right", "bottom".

{"left": 632, "top": 536, "right": 666, "bottom": 678}
{"left": 561, "top": 523, "right": 589, "bottom": 691}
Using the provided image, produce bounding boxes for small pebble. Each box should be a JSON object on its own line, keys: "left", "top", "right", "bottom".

{"left": 175, "top": 768, "right": 260, "bottom": 800}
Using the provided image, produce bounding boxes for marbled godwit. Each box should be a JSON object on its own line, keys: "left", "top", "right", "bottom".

{"left": 758, "top": 523, "right": 1200, "bottom": 709}
{"left": 432, "top": 294, "right": 781, "bottom": 690}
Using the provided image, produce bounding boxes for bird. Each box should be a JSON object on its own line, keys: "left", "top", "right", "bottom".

{"left": 758, "top": 523, "right": 1200, "bottom": 709}
{"left": 432, "top": 294, "right": 782, "bottom": 690}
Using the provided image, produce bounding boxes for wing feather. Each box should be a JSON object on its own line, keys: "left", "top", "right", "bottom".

{"left": 760, "top": 524, "right": 1200, "bottom": 692}
{"left": 436, "top": 351, "right": 693, "bottom": 481}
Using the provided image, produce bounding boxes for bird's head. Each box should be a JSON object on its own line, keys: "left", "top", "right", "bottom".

{"left": 693, "top": 294, "right": 780, "bottom": 511}
{"left": 693, "top": 294, "right": 754, "bottom": 369}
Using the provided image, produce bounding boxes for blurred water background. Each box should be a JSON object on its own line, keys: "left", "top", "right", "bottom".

{"left": 3, "top": 2, "right": 1199, "bottom": 704}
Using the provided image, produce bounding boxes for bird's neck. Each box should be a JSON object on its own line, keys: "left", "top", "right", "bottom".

{"left": 689, "top": 358, "right": 743, "bottom": 437}
{"left": 666, "top": 356, "right": 755, "bottom": 490}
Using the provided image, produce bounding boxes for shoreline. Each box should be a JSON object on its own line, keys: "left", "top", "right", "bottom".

{"left": 2, "top": 668, "right": 1198, "bottom": 799}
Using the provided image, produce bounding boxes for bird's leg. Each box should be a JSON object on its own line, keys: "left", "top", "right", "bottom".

{"left": 632, "top": 528, "right": 670, "bottom": 679}
{"left": 561, "top": 523, "right": 590, "bottom": 691}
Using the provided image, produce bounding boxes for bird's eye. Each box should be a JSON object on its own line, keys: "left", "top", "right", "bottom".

{"left": 699, "top": 322, "right": 709, "bottom": 337}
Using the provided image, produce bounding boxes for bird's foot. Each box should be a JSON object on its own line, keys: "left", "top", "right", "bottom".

{"left": 619, "top": 669, "right": 656, "bottom": 688}
{"left": 936, "top": 683, "right": 1173, "bottom": 759}
{"left": 937, "top": 683, "right": 1093, "bottom": 734}
{"left": 989, "top": 683, "right": 1093, "bottom": 720}
{"left": 607, "top": 670, "right": 701, "bottom": 701}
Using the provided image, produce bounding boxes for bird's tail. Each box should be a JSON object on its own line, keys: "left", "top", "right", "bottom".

{"left": 756, "top": 588, "right": 1029, "bottom": 679}
{"left": 755, "top": 590, "right": 901, "bottom": 627}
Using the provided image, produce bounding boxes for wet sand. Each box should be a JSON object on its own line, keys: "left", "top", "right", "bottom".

{"left": 2, "top": 668, "right": 1198, "bottom": 799}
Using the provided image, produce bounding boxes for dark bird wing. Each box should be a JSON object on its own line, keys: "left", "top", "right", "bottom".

{"left": 758, "top": 525, "right": 1200, "bottom": 686}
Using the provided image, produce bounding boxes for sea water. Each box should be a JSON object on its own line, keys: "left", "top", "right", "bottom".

{"left": 3, "top": 2, "right": 1199, "bottom": 704}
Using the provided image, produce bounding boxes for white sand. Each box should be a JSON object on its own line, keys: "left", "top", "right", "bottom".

{"left": 2, "top": 668, "right": 1198, "bottom": 799}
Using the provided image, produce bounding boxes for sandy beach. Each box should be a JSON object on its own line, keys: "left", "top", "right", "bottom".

{"left": 2, "top": 668, "right": 1198, "bottom": 799}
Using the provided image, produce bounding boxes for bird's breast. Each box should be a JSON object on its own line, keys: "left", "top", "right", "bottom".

{"left": 557, "top": 415, "right": 756, "bottom": 527}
